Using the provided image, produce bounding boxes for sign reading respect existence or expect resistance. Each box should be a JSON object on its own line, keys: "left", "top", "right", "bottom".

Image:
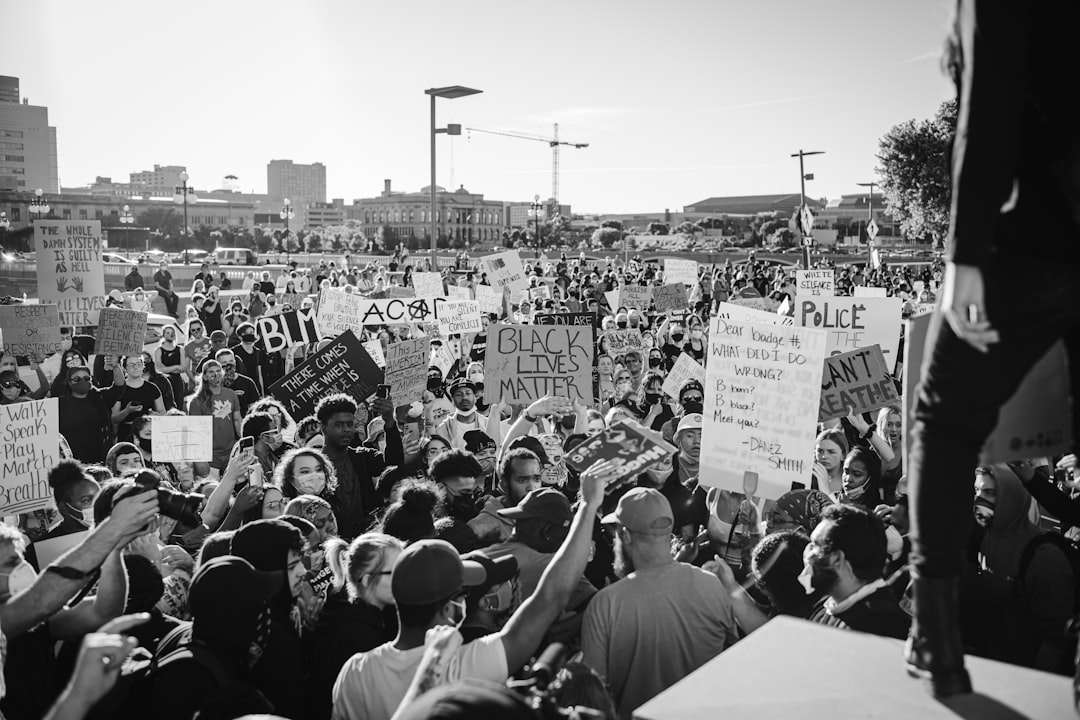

{"left": 0, "top": 398, "right": 59, "bottom": 516}
{"left": 484, "top": 323, "right": 593, "bottom": 404}
{"left": 0, "top": 304, "right": 62, "bottom": 358}
{"left": 701, "top": 317, "right": 828, "bottom": 501}
{"left": 96, "top": 307, "right": 148, "bottom": 356}
{"left": 796, "top": 297, "right": 902, "bottom": 366}
{"left": 269, "top": 330, "right": 382, "bottom": 419}
{"left": 35, "top": 220, "right": 106, "bottom": 327}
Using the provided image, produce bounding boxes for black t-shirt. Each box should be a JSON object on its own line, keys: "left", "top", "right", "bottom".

{"left": 231, "top": 345, "right": 264, "bottom": 393}
{"left": 154, "top": 269, "right": 174, "bottom": 292}
{"left": 224, "top": 373, "right": 260, "bottom": 416}
{"left": 58, "top": 393, "right": 109, "bottom": 463}
{"left": 470, "top": 333, "right": 487, "bottom": 362}
{"left": 111, "top": 381, "right": 162, "bottom": 439}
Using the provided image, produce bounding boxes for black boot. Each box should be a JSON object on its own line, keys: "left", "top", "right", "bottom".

{"left": 905, "top": 572, "right": 973, "bottom": 698}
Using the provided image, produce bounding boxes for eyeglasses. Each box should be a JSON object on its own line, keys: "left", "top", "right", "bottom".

{"left": 220, "top": 363, "right": 235, "bottom": 369}
{"left": 70, "top": 376, "right": 91, "bottom": 383}
{"left": 682, "top": 395, "right": 703, "bottom": 404}
{"left": 125, "top": 360, "right": 144, "bottom": 368}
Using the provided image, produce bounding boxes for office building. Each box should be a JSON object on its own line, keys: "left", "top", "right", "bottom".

{"left": 0, "top": 76, "right": 19, "bottom": 104}
{"left": 267, "top": 159, "right": 326, "bottom": 205}
{"left": 0, "top": 76, "right": 59, "bottom": 194}
{"left": 129, "top": 164, "right": 187, "bottom": 196}
{"left": 349, "top": 179, "right": 506, "bottom": 245}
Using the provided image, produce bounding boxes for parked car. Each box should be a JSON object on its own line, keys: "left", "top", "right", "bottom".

{"left": 102, "top": 252, "right": 138, "bottom": 265}
{"left": 173, "top": 249, "right": 210, "bottom": 264}
{"left": 212, "top": 247, "right": 258, "bottom": 265}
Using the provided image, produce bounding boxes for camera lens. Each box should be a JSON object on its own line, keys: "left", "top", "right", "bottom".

{"left": 156, "top": 488, "right": 204, "bottom": 527}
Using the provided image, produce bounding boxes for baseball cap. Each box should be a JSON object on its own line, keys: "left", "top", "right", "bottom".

{"left": 601, "top": 488, "right": 674, "bottom": 533}
{"left": 675, "top": 413, "right": 703, "bottom": 437}
{"left": 189, "top": 555, "right": 282, "bottom": 618}
{"left": 447, "top": 378, "right": 476, "bottom": 396}
{"left": 679, "top": 380, "right": 704, "bottom": 398}
{"left": 496, "top": 487, "right": 571, "bottom": 527}
{"left": 392, "top": 539, "right": 488, "bottom": 606}
{"left": 464, "top": 430, "right": 496, "bottom": 454}
{"left": 396, "top": 680, "right": 538, "bottom": 720}
{"left": 210, "top": 330, "right": 227, "bottom": 342}
{"left": 506, "top": 435, "right": 550, "bottom": 466}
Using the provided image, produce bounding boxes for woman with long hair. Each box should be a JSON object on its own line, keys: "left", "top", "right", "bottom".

{"left": 48, "top": 348, "right": 89, "bottom": 398}
{"left": 812, "top": 428, "right": 848, "bottom": 497}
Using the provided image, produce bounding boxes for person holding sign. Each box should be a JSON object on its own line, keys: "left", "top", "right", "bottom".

{"left": 186, "top": 360, "right": 241, "bottom": 477}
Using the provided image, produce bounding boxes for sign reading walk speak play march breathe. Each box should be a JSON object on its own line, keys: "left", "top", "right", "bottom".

{"left": 0, "top": 398, "right": 59, "bottom": 515}
{"left": 269, "top": 330, "right": 382, "bottom": 419}
{"left": 701, "top": 318, "right": 828, "bottom": 501}
{"left": 484, "top": 324, "right": 593, "bottom": 404}
{"left": 97, "top": 307, "right": 148, "bottom": 356}
{"left": 818, "top": 344, "right": 897, "bottom": 422}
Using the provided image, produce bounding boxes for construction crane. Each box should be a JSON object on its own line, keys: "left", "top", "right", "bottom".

{"left": 465, "top": 123, "right": 588, "bottom": 209}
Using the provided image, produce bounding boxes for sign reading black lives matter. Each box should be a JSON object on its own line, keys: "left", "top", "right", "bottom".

{"left": 269, "top": 330, "right": 382, "bottom": 419}
{"left": 483, "top": 323, "right": 593, "bottom": 405}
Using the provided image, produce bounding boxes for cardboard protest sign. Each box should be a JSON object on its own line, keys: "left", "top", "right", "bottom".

{"left": 819, "top": 344, "right": 897, "bottom": 422}
{"left": 430, "top": 341, "right": 456, "bottom": 378}
{"left": 151, "top": 415, "right": 213, "bottom": 463}
{"left": 436, "top": 300, "right": 481, "bottom": 337}
{"left": 903, "top": 314, "right": 1072, "bottom": 465}
{"left": 701, "top": 318, "right": 828, "bottom": 500}
{"left": 384, "top": 286, "right": 416, "bottom": 299}
{"left": 796, "top": 297, "right": 902, "bottom": 367}
{"left": 618, "top": 285, "right": 652, "bottom": 310}
{"left": 385, "top": 338, "right": 430, "bottom": 404}
{"left": 604, "top": 290, "right": 620, "bottom": 312}
{"left": 662, "top": 353, "right": 705, "bottom": 398}
{"left": 256, "top": 309, "right": 320, "bottom": 353}
{"left": 854, "top": 285, "right": 888, "bottom": 298}
{"left": 481, "top": 250, "right": 528, "bottom": 294}
{"left": 566, "top": 418, "right": 677, "bottom": 485}
{"left": 35, "top": 220, "right": 107, "bottom": 327}
{"left": 0, "top": 398, "right": 59, "bottom": 515}
{"left": 534, "top": 313, "right": 594, "bottom": 327}
{"left": 97, "top": 307, "right": 148, "bottom": 356}
{"left": 34, "top": 531, "right": 90, "bottom": 569}
{"left": 527, "top": 284, "right": 552, "bottom": 302}
{"left": 665, "top": 258, "right": 699, "bottom": 286}
{"left": 484, "top": 323, "right": 593, "bottom": 404}
{"left": 317, "top": 288, "right": 448, "bottom": 334}
{"left": 0, "top": 304, "right": 62, "bottom": 358}
{"left": 604, "top": 328, "right": 644, "bottom": 355}
{"left": 364, "top": 339, "right": 386, "bottom": 368}
{"left": 716, "top": 301, "right": 793, "bottom": 327}
{"left": 796, "top": 270, "right": 835, "bottom": 297}
{"left": 446, "top": 285, "right": 471, "bottom": 300}
{"left": 475, "top": 284, "right": 502, "bottom": 315}
{"left": 652, "top": 284, "right": 689, "bottom": 313}
{"left": 412, "top": 272, "right": 445, "bottom": 297}
{"left": 269, "top": 330, "right": 382, "bottom": 419}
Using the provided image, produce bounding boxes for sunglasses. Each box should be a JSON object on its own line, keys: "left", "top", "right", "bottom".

{"left": 70, "top": 376, "right": 92, "bottom": 383}
{"left": 1, "top": 381, "right": 20, "bottom": 390}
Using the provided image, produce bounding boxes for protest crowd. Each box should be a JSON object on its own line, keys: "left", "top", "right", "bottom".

{"left": 2, "top": 4, "right": 1080, "bottom": 712}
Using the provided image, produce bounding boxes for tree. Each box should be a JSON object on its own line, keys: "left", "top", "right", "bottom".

{"left": 377, "top": 225, "right": 401, "bottom": 253}
{"left": 877, "top": 99, "right": 957, "bottom": 246}
{"left": 601, "top": 220, "right": 623, "bottom": 231}
{"left": 253, "top": 227, "right": 274, "bottom": 253}
{"left": 675, "top": 221, "right": 699, "bottom": 235}
{"left": 647, "top": 222, "right": 670, "bottom": 235}
{"left": 136, "top": 207, "right": 183, "bottom": 242}
{"left": 591, "top": 227, "right": 622, "bottom": 249}
{"left": 304, "top": 230, "right": 324, "bottom": 254}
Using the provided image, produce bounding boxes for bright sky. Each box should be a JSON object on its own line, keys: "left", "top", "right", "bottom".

{"left": 8, "top": 0, "right": 954, "bottom": 214}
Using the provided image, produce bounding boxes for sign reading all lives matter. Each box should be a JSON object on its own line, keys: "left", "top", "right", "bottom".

{"left": 819, "top": 344, "right": 897, "bottom": 422}
{"left": 35, "top": 220, "right": 106, "bottom": 327}
{"left": 97, "top": 307, "right": 148, "bottom": 356}
{"left": 0, "top": 304, "right": 62, "bottom": 358}
{"left": 796, "top": 270, "right": 835, "bottom": 297}
{"left": 384, "top": 338, "right": 430, "bottom": 404}
{"left": 484, "top": 323, "right": 593, "bottom": 405}
{"left": 797, "top": 297, "right": 902, "bottom": 366}
{"left": 151, "top": 415, "right": 213, "bottom": 463}
{"left": 701, "top": 317, "right": 828, "bottom": 501}
{"left": 0, "top": 398, "right": 59, "bottom": 515}
{"left": 256, "top": 308, "right": 320, "bottom": 353}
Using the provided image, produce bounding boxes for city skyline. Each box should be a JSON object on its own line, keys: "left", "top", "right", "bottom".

{"left": 6, "top": 0, "right": 954, "bottom": 214}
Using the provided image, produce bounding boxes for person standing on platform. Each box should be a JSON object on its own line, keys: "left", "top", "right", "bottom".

{"left": 906, "top": 0, "right": 1080, "bottom": 698}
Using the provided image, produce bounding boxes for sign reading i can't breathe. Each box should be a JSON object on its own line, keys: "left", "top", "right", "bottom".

{"left": 484, "top": 323, "right": 593, "bottom": 405}
{"left": 818, "top": 344, "right": 897, "bottom": 421}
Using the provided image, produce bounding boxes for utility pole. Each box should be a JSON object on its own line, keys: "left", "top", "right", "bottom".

{"left": 791, "top": 149, "right": 824, "bottom": 270}
{"left": 857, "top": 181, "right": 877, "bottom": 270}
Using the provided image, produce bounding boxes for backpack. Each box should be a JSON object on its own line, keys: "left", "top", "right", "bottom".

{"left": 86, "top": 626, "right": 235, "bottom": 720}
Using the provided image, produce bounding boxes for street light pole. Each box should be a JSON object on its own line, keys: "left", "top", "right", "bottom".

{"left": 856, "top": 181, "right": 877, "bottom": 270}
{"left": 174, "top": 171, "right": 197, "bottom": 264}
{"left": 119, "top": 204, "right": 135, "bottom": 252}
{"left": 280, "top": 198, "right": 295, "bottom": 265}
{"left": 531, "top": 194, "right": 543, "bottom": 260}
{"left": 791, "top": 149, "right": 824, "bottom": 270}
{"left": 426, "top": 85, "right": 482, "bottom": 271}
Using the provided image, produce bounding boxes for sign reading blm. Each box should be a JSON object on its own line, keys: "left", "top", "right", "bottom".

{"left": 484, "top": 324, "right": 593, "bottom": 405}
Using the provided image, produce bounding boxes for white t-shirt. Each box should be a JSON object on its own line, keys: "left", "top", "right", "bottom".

{"left": 331, "top": 632, "right": 507, "bottom": 720}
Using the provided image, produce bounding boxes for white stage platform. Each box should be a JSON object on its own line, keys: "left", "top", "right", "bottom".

{"left": 634, "top": 617, "right": 1074, "bottom": 720}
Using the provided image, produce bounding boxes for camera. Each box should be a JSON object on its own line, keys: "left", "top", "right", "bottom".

{"left": 122, "top": 469, "right": 204, "bottom": 527}
{"left": 506, "top": 643, "right": 606, "bottom": 720}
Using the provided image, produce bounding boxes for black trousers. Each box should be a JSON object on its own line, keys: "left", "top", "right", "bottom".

{"left": 909, "top": 251, "right": 1080, "bottom": 579}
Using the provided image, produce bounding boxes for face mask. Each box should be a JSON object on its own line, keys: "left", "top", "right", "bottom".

{"left": 682, "top": 400, "right": 703, "bottom": 415}
{"left": 617, "top": 322, "right": 628, "bottom": 329}
{"left": 294, "top": 472, "right": 327, "bottom": 496}
{"left": 797, "top": 562, "right": 816, "bottom": 595}
{"left": 648, "top": 358, "right": 661, "bottom": 368}
{"left": 844, "top": 483, "right": 867, "bottom": 500}
{"left": 1, "top": 561, "right": 37, "bottom": 598}
{"left": 469, "top": 373, "right": 484, "bottom": 384}
{"left": 241, "top": 335, "right": 255, "bottom": 343}
{"left": 691, "top": 329, "right": 704, "bottom": 340}
{"left": 66, "top": 502, "right": 95, "bottom": 526}
{"left": 645, "top": 392, "right": 662, "bottom": 405}
{"left": 446, "top": 597, "right": 467, "bottom": 630}
{"left": 973, "top": 497, "right": 995, "bottom": 528}
{"left": 427, "top": 378, "right": 444, "bottom": 394}
{"left": 671, "top": 333, "right": 685, "bottom": 343}
{"left": 559, "top": 415, "right": 576, "bottom": 431}
{"left": 137, "top": 436, "right": 153, "bottom": 452}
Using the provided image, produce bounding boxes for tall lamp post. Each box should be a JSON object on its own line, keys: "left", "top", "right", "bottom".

{"left": 791, "top": 150, "right": 824, "bottom": 270}
{"left": 0, "top": 212, "right": 10, "bottom": 250}
{"left": 29, "top": 188, "right": 51, "bottom": 221}
{"left": 529, "top": 194, "right": 544, "bottom": 259}
{"left": 280, "top": 198, "right": 295, "bottom": 265}
{"left": 174, "top": 171, "right": 197, "bottom": 264}
{"left": 426, "top": 85, "right": 482, "bottom": 270}
{"left": 856, "top": 181, "right": 877, "bottom": 269}
{"left": 119, "top": 204, "right": 135, "bottom": 253}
